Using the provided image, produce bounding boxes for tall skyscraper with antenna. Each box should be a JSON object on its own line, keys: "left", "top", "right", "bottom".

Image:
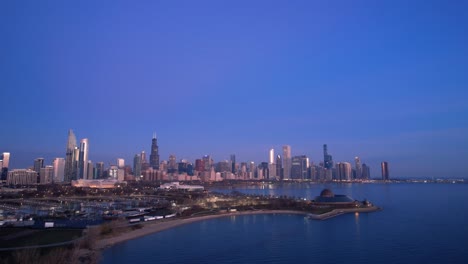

{"left": 64, "top": 129, "right": 77, "bottom": 182}
{"left": 150, "top": 133, "right": 160, "bottom": 170}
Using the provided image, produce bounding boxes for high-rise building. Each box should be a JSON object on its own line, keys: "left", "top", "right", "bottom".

{"left": 33, "top": 158, "right": 44, "bottom": 174}
{"left": 216, "top": 160, "right": 231, "bottom": 173}
{"left": 168, "top": 155, "right": 177, "bottom": 173}
{"left": 159, "top": 160, "right": 167, "bottom": 172}
{"left": 78, "top": 138, "right": 89, "bottom": 179}
{"left": 230, "top": 154, "right": 236, "bottom": 173}
{"left": 203, "top": 155, "right": 212, "bottom": 171}
{"left": 40, "top": 165, "right": 54, "bottom": 184}
{"left": 381, "top": 162, "right": 389, "bottom": 180}
{"left": 362, "top": 163, "right": 370, "bottom": 179}
{"left": 95, "top": 162, "right": 104, "bottom": 179}
{"left": 323, "top": 144, "right": 333, "bottom": 181}
{"left": 133, "top": 154, "right": 142, "bottom": 178}
{"left": 195, "top": 159, "right": 205, "bottom": 172}
{"left": 323, "top": 144, "right": 333, "bottom": 169}
{"left": 87, "top": 161, "right": 94, "bottom": 180}
{"left": 117, "top": 158, "right": 125, "bottom": 169}
{"left": 354, "top": 157, "right": 362, "bottom": 179}
{"left": 259, "top": 162, "right": 269, "bottom": 179}
{"left": 64, "top": 129, "right": 77, "bottom": 182}
{"left": 249, "top": 161, "right": 256, "bottom": 179}
{"left": 268, "top": 163, "right": 277, "bottom": 179}
{"left": 52, "top": 158, "right": 65, "bottom": 182}
{"left": 108, "top": 166, "right": 118, "bottom": 180}
{"left": 269, "top": 149, "right": 275, "bottom": 164}
{"left": 291, "top": 155, "right": 308, "bottom": 180}
{"left": 282, "top": 145, "right": 291, "bottom": 180}
{"left": 73, "top": 147, "right": 80, "bottom": 179}
{"left": 1, "top": 152, "right": 10, "bottom": 168}
{"left": 140, "top": 151, "right": 149, "bottom": 171}
{"left": 336, "top": 162, "right": 352, "bottom": 181}
{"left": 309, "top": 164, "right": 318, "bottom": 181}
{"left": 276, "top": 155, "right": 282, "bottom": 179}
{"left": 1, "top": 152, "right": 10, "bottom": 181}
{"left": 149, "top": 133, "right": 160, "bottom": 170}
{"left": 187, "top": 163, "right": 194, "bottom": 176}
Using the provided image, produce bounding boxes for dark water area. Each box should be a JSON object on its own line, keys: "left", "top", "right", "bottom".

{"left": 101, "top": 183, "right": 468, "bottom": 263}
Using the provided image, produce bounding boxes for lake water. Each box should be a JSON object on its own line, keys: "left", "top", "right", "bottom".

{"left": 101, "top": 183, "right": 468, "bottom": 264}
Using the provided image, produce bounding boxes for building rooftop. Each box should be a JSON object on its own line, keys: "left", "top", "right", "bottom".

{"left": 314, "top": 189, "right": 355, "bottom": 203}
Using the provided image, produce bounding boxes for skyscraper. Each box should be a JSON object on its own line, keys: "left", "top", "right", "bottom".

{"left": 133, "top": 154, "right": 142, "bottom": 178}
{"left": 276, "top": 155, "right": 282, "bottom": 179}
{"left": 381, "top": 162, "right": 389, "bottom": 180}
{"left": 168, "top": 154, "right": 177, "bottom": 173}
{"left": 1, "top": 152, "right": 10, "bottom": 181}
{"left": 53, "top": 158, "right": 65, "bottom": 182}
{"left": 354, "top": 157, "right": 362, "bottom": 179}
{"left": 149, "top": 133, "right": 160, "bottom": 170}
{"left": 269, "top": 149, "right": 274, "bottom": 164}
{"left": 203, "top": 155, "right": 212, "bottom": 171}
{"left": 323, "top": 144, "right": 333, "bottom": 169}
{"left": 95, "top": 162, "right": 104, "bottom": 179}
{"left": 249, "top": 161, "right": 256, "bottom": 179}
{"left": 230, "top": 154, "right": 236, "bottom": 173}
{"left": 291, "top": 155, "right": 308, "bottom": 180}
{"left": 215, "top": 160, "right": 231, "bottom": 173}
{"left": 87, "top": 161, "right": 94, "bottom": 180}
{"left": 282, "top": 145, "right": 291, "bottom": 180}
{"left": 362, "top": 163, "right": 371, "bottom": 179}
{"left": 40, "top": 166, "right": 53, "bottom": 184}
{"left": 336, "top": 162, "right": 352, "bottom": 181}
{"left": 64, "top": 129, "right": 77, "bottom": 182}
{"left": 259, "top": 162, "right": 269, "bottom": 179}
{"left": 33, "top": 158, "right": 44, "bottom": 174}
{"left": 73, "top": 147, "right": 79, "bottom": 179}
{"left": 1, "top": 152, "right": 10, "bottom": 168}
{"left": 140, "top": 151, "right": 149, "bottom": 171}
{"left": 78, "top": 138, "right": 89, "bottom": 179}
{"left": 117, "top": 158, "right": 125, "bottom": 169}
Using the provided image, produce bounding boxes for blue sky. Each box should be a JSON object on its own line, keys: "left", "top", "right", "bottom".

{"left": 1, "top": 0, "right": 468, "bottom": 178}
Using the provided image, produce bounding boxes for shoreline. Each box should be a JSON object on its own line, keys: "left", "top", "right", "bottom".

{"left": 95, "top": 210, "right": 307, "bottom": 250}
{"left": 94, "top": 207, "right": 381, "bottom": 251}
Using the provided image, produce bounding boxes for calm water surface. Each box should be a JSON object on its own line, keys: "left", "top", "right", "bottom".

{"left": 101, "top": 183, "right": 468, "bottom": 264}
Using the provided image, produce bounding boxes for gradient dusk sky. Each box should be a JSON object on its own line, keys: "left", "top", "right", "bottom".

{"left": 1, "top": 0, "right": 468, "bottom": 178}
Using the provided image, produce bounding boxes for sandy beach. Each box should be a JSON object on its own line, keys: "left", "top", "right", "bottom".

{"left": 95, "top": 207, "right": 380, "bottom": 250}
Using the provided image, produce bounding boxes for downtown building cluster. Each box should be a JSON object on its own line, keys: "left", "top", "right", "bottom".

{"left": 0, "top": 131, "right": 390, "bottom": 186}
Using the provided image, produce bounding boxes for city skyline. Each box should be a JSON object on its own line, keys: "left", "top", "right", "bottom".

{"left": 1, "top": 1, "right": 468, "bottom": 178}
{"left": 4, "top": 130, "right": 378, "bottom": 182}
{"left": 0, "top": 130, "right": 458, "bottom": 179}
{"left": 2, "top": 128, "right": 387, "bottom": 172}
